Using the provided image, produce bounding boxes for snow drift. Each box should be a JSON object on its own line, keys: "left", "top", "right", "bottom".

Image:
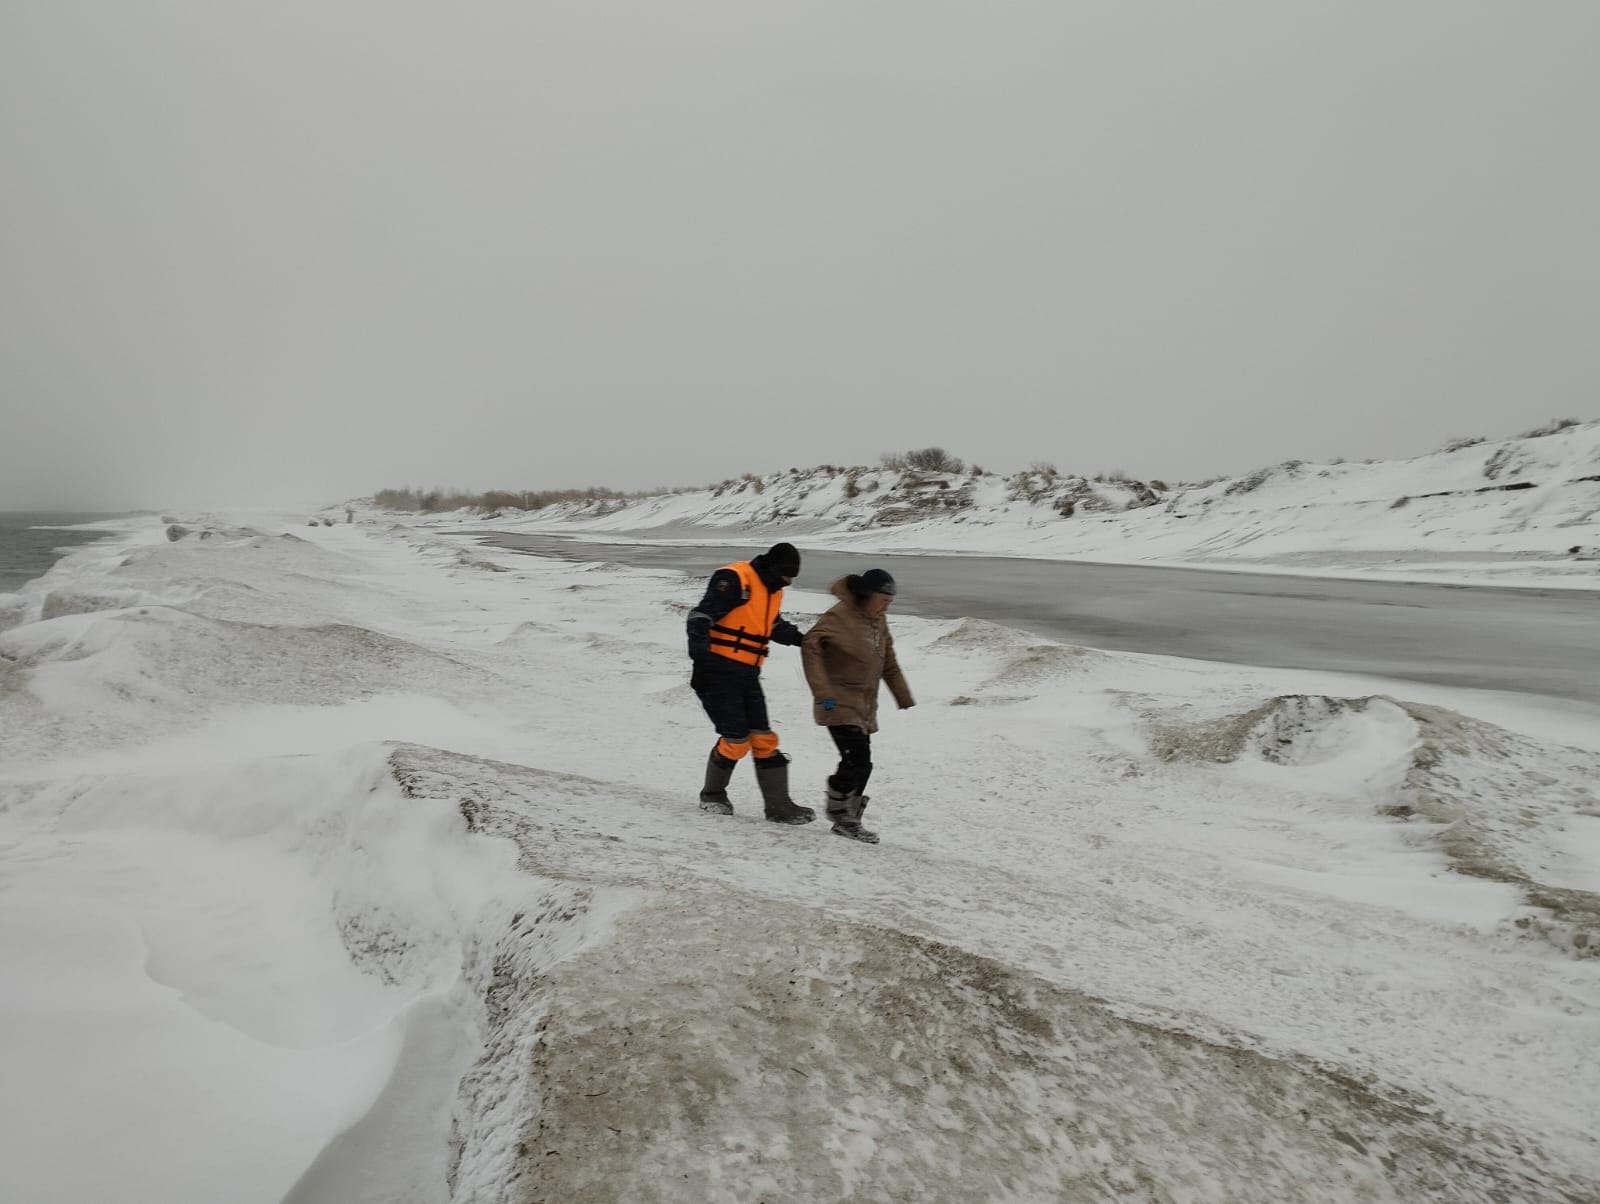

{"left": 2, "top": 512, "right": 1597, "bottom": 1202}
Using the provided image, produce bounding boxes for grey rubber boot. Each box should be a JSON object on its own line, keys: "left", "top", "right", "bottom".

{"left": 824, "top": 786, "right": 851, "bottom": 823}
{"left": 831, "top": 791, "right": 878, "bottom": 843}
{"left": 753, "top": 753, "right": 816, "bottom": 825}
{"left": 699, "top": 748, "right": 736, "bottom": 815}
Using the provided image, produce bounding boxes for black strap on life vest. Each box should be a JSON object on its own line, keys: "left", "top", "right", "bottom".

{"left": 709, "top": 623, "right": 771, "bottom": 662}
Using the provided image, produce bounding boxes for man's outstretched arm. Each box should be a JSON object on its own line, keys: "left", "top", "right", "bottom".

{"left": 686, "top": 568, "right": 745, "bottom": 659}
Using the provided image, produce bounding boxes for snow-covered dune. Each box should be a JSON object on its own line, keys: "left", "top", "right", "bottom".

{"left": 2, "top": 515, "right": 1597, "bottom": 1202}
{"left": 418, "top": 419, "right": 1600, "bottom": 588}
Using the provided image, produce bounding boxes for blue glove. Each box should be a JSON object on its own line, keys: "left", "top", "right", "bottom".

{"left": 821, "top": 698, "right": 835, "bottom": 711}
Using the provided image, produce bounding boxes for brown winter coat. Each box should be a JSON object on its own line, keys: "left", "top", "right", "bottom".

{"left": 801, "top": 577, "right": 914, "bottom": 733}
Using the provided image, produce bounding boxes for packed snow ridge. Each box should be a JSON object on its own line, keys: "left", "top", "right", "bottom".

{"left": 373, "top": 419, "right": 1600, "bottom": 588}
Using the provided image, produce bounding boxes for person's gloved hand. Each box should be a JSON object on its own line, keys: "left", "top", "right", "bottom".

{"left": 690, "top": 659, "right": 711, "bottom": 692}
{"left": 820, "top": 698, "right": 835, "bottom": 711}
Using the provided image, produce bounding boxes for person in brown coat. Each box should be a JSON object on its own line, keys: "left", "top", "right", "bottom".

{"left": 800, "top": 568, "right": 914, "bottom": 843}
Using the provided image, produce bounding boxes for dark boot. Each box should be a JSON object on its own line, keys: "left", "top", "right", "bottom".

{"left": 754, "top": 753, "right": 816, "bottom": 825}
{"left": 824, "top": 786, "right": 851, "bottom": 823}
{"left": 699, "top": 748, "right": 736, "bottom": 815}
{"left": 831, "top": 792, "right": 878, "bottom": 843}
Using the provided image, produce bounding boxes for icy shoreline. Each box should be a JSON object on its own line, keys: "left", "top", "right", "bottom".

{"left": 391, "top": 419, "right": 1600, "bottom": 593}
{"left": 461, "top": 517, "right": 1600, "bottom": 593}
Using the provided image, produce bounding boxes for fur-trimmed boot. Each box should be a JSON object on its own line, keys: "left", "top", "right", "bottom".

{"left": 753, "top": 753, "right": 816, "bottom": 825}
{"left": 829, "top": 789, "right": 878, "bottom": 844}
{"left": 698, "top": 747, "right": 737, "bottom": 815}
{"left": 824, "top": 786, "right": 851, "bottom": 823}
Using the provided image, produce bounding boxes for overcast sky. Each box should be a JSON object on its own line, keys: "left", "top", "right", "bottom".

{"left": 2, "top": 2, "right": 1597, "bottom": 510}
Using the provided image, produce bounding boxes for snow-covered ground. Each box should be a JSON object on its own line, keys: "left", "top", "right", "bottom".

{"left": 2, "top": 512, "right": 1598, "bottom": 1202}
{"left": 418, "top": 420, "right": 1600, "bottom": 590}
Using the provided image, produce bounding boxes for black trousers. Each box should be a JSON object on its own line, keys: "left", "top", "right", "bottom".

{"left": 827, "top": 725, "right": 873, "bottom": 797}
{"left": 692, "top": 662, "right": 770, "bottom": 746}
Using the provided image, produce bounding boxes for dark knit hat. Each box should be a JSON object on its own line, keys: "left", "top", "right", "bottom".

{"left": 765, "top": 542, "right": 801, "bottom": 577}
{"left": 854, "top": 568, "right": 897, "bottom": 597}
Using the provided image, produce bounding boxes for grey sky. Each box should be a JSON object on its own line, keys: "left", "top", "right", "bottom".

{"left": 3, "top": 2, "right": 1596, "bottom": 510}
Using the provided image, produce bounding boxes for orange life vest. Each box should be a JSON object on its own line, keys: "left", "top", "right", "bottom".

{"left": 707, "top": 561, "right": 783, "bottom": 668}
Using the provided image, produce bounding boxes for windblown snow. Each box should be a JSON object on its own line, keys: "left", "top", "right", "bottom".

{"left": 1, "top": 491, "right": 1598, "bottom": 1202}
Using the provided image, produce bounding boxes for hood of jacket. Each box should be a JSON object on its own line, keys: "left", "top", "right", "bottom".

{"left": 828, "top": 575, "right": 866, "bottom": 605}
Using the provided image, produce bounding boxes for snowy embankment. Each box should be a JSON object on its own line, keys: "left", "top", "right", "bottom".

{"left": 424, "top": 420, "right": 1600, "bottom": 589}
{"left": 2, "top": 515, "right": 1598, "bottom": 1202}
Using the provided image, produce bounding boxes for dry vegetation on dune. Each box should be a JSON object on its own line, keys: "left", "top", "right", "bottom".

{"left": 371, "top": 446, "right": 1162, "bottom": 515}
{"left": 372, "top": 486, "right": 654, "bottom": 514}
{"left": 373, "top": 421, "right": 1592, "bottom": 516}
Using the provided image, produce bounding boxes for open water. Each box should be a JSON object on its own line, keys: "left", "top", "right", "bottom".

{"left": 0, "top": 513, "right": 125, "bottom": 593}
{"left": 472, "top": 530, "right": 1600, "bottom": 706}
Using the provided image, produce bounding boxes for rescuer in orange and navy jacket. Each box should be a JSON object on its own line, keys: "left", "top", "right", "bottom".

{"left": 686, "top": 541, "right": 816, "bottom": 825}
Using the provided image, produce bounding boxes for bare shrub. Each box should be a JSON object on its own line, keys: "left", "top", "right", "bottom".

{"left": 1518, "top": 418, "right": 1581, "bottom": 439}
{"left": 374, "top": 488, "right": 422, "bottom": 510}
{"left": 523, "top": 487, "right": 627, "bottom": 510}
{"left": 479, "top": 490, "right": 528, "bottom": 511}
{"left": 879, "top": 451, "right": 908, "bottom": 470}
{"left": 1150, "top": 479, "right": 1169, "bottom": 492}
{"left": 903, "top": 447, "right": 965, "bottom": 474}
{"left": 1225, "top": 460, "right": 1303, "bottom": 496}
{"left": 1030, "top": 460, "right": 1058, "bottom": 476}
{"left": 1007, "top": 471, "right": 1052, "bottom": 504}
{"left": 374, "top": 484, "right": 631, "bottom": 513}
{"left": 1484, "top": 446, "right": 1518, "bottom": 480}
{"left": 1440, "top": 436, "right": 1485, "bottom": 453}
